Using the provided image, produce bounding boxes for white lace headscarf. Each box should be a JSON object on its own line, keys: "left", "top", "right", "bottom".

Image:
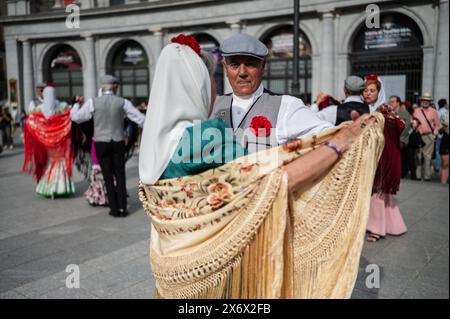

{"left": 364, "top": 75, "right": 386, "bottom": 112}
{"left": 138, "top": 43, "right": 212, "bottom": 184}
{"left": 41, "top": 85, "right": 57, "bottom": 119}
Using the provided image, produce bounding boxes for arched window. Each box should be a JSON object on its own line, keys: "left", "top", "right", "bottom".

{"left": 261, "top": 26, "right": 312, "bottom": 103}
{"left": 193, "top": 33, "right": 224, "bottom": 95}
{"left": 350, "top": 13, "right": 424, "bottom": 103}
{"left": 44, "top": 44, "right": 83, "bottom": 103}
{"left": 108, "top": 40, "right": 149, "bottom": 104}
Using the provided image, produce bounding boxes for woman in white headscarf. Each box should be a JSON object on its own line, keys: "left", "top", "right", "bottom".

{"left": 137, "top": 35, "right": 388, "bottom": 299}
{"left": 364, "top": 75, "right": 387, "bottom": 111}
{"left": 139, "top": 36, "right": 247, "bottom": 184}
{"left": 22, "top": 84, "right": 75, "bottom": 198}
{"left": 363, "top": 75, "right": 407, "bottom": 242}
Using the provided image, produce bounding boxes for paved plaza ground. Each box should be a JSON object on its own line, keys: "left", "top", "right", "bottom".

{"left": 0, "top": 132, "right": 448, "bottom": 299}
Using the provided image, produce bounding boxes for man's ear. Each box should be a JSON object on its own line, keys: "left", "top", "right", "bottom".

{"left": 222, "top": 60, "right": 229, "bottom": 76}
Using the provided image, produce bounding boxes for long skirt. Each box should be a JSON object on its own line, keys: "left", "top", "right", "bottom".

{"left": 36, "top": 156, "right": 75, "bottom": 198}
{"left": 84, "top": 165, "right": 109, "bottom": 206}
{"left": 366, "top": 193, "right": 407, "bottom": 237}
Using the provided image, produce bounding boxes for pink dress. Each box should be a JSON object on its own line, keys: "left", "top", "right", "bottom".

{"left": 366, "top": 114, "right": 407, "bottom": 237}
{"left": 84, "top": 140, "right": 109, "bottom": 206}
{"left": 367, "top": 193, "right": 407, "bottom": 236}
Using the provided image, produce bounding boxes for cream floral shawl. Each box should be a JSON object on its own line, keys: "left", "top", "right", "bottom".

{"left": 139, "top": 113, "right": 385, "bottom": 299}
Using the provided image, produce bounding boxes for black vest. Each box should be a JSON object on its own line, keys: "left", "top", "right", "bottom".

{"left": 336, "top": 101, "right": 370, "bottom": 125}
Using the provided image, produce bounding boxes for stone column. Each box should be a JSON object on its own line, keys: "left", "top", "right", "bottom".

{"left": 82, "top": 33, "right": 97, "bottom": 100}
{"left": 79, "top": 0, "right": 95, "bottom": 9}
{"left": 4, "top": 37, "right": 20, "bottom": 106}
{"left": 21, "top": 38, "right": 34, "bottom": 112}
{"left": 148, "top": 27, "right": 164, "bottom": 85}
{"left": 52, "top": 0, "right": 64, "bottom": 8}
{"left": 434, "top": 0, "right": 449, "bottom": 101}
{"left": 7, "top": 0, "right": 30, "bottom": 16}
{"left": 319, "top": 11, "right": 335, "bottom": 96}
{"left": 422, "top": 46, "right": 435, "bottom": 95}
{"left": 150, "top": 27, "right": 164, "bottom": 59}
{"left": 311, "top": 55, "right": 321, "bottom": 101}
{"left": 96, "top": 0, "right": 110, "bottom": 8}
{"left": 336, "top": 53, "right": 348, "bottom": 100}
{"left": 228, "top": 20, "right": 241, "bottom": 35}
{"left": 223, "top": 21, "right": 241, "bottom": 94}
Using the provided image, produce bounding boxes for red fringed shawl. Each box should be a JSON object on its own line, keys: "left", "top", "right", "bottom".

{"left": 372, "top": 113, "right": 406, "bottom": 195}
{"left": 22, "top": 108, "right": 73, "bottom": 182}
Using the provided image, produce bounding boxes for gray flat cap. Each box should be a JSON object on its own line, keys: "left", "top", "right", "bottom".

{"left": 344, "top": 76, "right": 365, "bottom": 93}
{"left": 101, "top": 75, "right": 120, "bottom": 85}
{"left": 221, "top": 33, "right": 268, "bottom": 60}
{"left": 35, "top": 82, "right": 46, "bottom": 88}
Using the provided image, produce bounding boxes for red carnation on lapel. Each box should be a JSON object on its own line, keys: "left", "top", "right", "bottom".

{"left": 249, "top": 116, "right": 272, "bottom": 137}
{"left": 171, "top": 34, "right": 201, "bottom": 56}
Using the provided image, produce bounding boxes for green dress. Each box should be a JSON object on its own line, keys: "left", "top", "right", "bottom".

{"left": 161, "top": 119, "right": 247, "bottom": 179}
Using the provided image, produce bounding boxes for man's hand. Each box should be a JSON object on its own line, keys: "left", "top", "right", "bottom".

{"left": 315, "top": 93, "right": 328, "bottom": 105}
{"left": 350, "top": 110, "right": 361, "bottom": 121}
{"left": 330, "top": 115, "right": 376, "bottom": 153}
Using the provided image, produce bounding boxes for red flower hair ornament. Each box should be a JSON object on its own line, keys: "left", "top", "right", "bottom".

{"left": 249, "top": 116, "right": 272, "bottom": 137}
{"left": 171, "top": 34, "right": 201, "bottom": 56}
{"left": 365, "top": 74, "right": 379, "bottom": 82}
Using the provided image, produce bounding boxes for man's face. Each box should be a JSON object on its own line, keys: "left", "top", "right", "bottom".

{"left": 421, "top": 100, "right": 431, "bottom": 108}
{"left": 389, "top": 97, "right": 401, "bottom": 109}
{"left": 35, "top": 87, "right": 44, "bottom": 98}
{"left": 223, "top": 56, "right": 265, "bottom": 96}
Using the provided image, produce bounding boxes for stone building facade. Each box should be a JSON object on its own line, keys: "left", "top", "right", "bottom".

{"left": 0, "top": 0, "right": 448, "bottom": 110}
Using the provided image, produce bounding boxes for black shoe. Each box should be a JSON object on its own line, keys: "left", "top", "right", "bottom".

{"left": 118, "top": 209, "right": 129, "bottom": 218}
{"left": 109, "top": 211, "right": 120, "bottom": 218}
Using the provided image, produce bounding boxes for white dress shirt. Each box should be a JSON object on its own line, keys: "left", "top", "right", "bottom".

{"left": 230, "top": 84, "right": 334, "bottom": 144}
{"left": 312, "top": 95, "right": 365, "bottom": 125}
{"left": 70, "top": 91, "right": 145, "bottom": 127}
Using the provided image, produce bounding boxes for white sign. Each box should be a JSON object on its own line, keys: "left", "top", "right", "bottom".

{"left": 380, "top": 75, "right": 406, "bottom": 101}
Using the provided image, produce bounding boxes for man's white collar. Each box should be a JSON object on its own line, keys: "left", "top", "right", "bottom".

{"left": 232, "top": 84, "right": 264, "bottom": 107}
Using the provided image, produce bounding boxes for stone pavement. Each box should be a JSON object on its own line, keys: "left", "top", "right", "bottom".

{"left": 0, "top": 133, "right": 448, "bottom": 299}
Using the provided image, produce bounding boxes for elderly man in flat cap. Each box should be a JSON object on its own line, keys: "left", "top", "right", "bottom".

{"left": 28, "top": 82, "right": 46, "bottom": 114}
{"left": 71, "top": 75, "right": 145, "bottom": 217}
{"left": 211, "top": 33, "right": 333, "bottom": 153}
{"left": 312, "top": 75, "right": 370, "bottom": 126}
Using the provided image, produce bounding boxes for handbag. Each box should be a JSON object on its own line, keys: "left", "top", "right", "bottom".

{"left": 409, "top": 129, "right": 425, "bottom": 149}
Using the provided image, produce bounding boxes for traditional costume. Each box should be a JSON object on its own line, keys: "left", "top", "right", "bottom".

{"left": 71, "top": 75, "right": 145, "bottom": 217}
{"left": 22, "top": 85, "right": 75, "bottom": 198}
{"left": 211, "top": 33, "right": 333, "bottom": 153}
{"left": 84, "top": 139, "right": 108, "bottom": 206}
{"left": 313, "top": 76, "right": 370, "bottom": 126}
{"left": 138, "top": 37, "right": 386, "bottom": 299}
{"left": 365, "top": 75, "right": 407, "bottom": 240}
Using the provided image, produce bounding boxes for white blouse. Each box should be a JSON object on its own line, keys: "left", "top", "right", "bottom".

{"left": 230, "top": 84, "right": 334, "bottom": 144}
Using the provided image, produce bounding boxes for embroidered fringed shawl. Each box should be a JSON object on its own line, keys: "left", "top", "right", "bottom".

{"left": 139, "top": 113, "right": 385, "bottom": 299}
{"left": 22, "top": 108, "right": 73, "bottom": 182}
